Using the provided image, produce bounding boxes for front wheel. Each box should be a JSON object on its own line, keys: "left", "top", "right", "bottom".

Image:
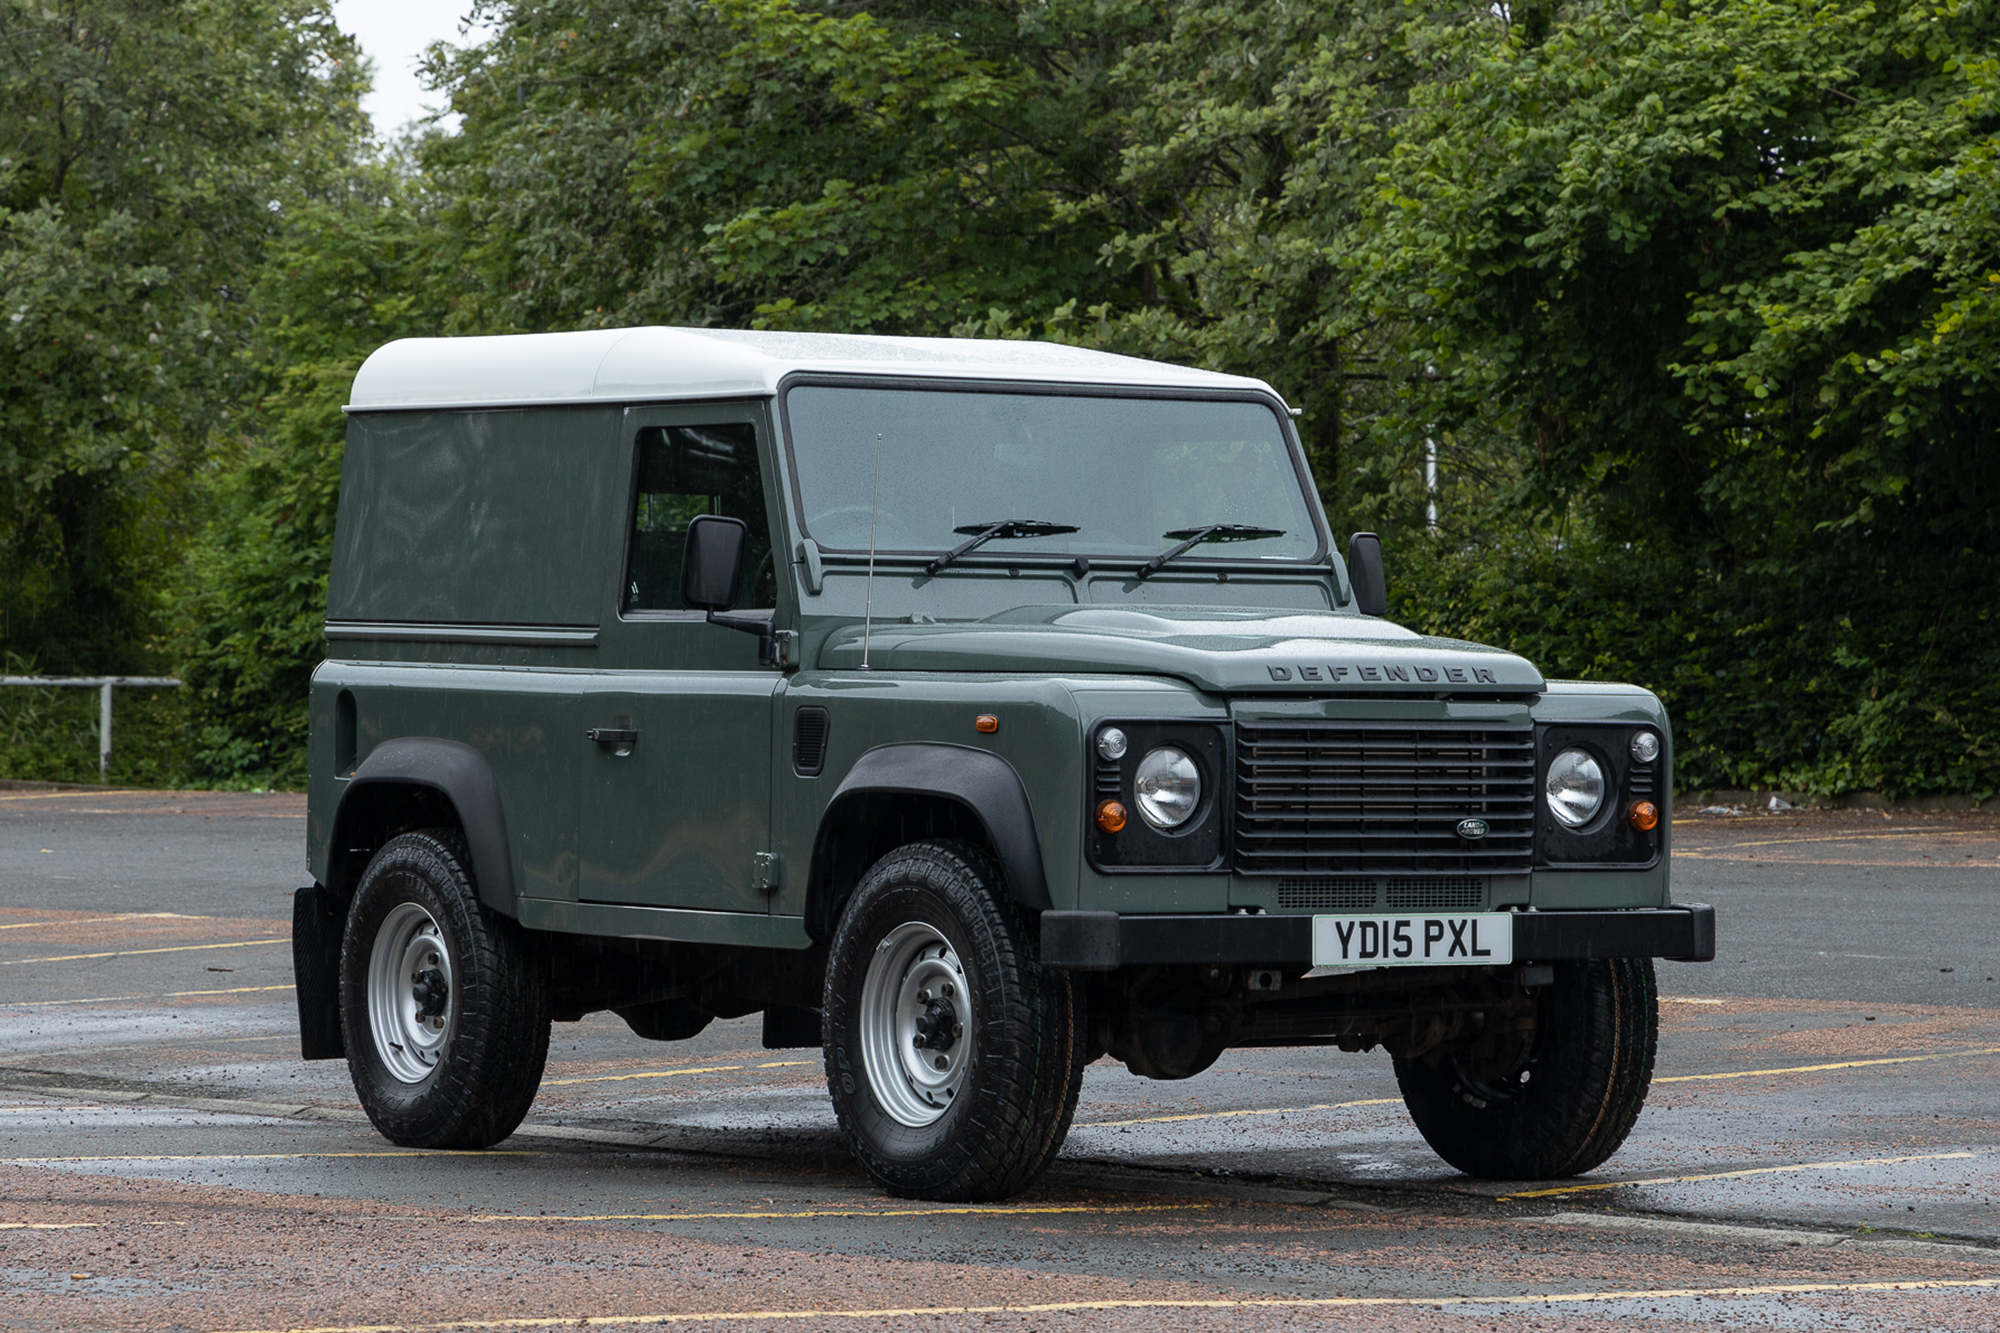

{"left": 340, "top": 830, "right": 551, "bottom": 1149}
{"left": 1394, "top": 957, "right": 1657, "bottom": 1180}
{"left": 823, "top": 841, "right": 1083, "bottom": 1201}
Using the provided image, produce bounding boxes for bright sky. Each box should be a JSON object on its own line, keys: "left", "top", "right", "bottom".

{"left": 327, "top": 0, "right": 490, "bottom": 138}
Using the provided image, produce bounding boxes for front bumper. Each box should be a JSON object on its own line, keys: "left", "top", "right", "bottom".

{"left": 1041, "top": 904, "right": 1715, "bottom": 971}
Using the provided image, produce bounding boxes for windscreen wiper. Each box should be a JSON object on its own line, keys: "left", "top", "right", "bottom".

{"left": 925, "top": 519, "right": 1080, "bottom": 576}
{"left": 1136, "top": 524, "right": 1286, "bottom": 579}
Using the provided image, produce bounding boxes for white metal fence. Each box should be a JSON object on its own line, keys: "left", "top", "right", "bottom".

{"left": 0, "top": 676, "right": 182, "bottom": 779}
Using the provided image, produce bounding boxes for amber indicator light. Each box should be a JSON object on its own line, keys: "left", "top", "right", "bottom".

{"left": 1096, "top": 800, "right": 1127, "bottom": 834}
{"left": 974, "top": 714, "right": 999, "bottom": 733}
{"left": 1629, "top": 800, "right": 1660, "bottom": 832}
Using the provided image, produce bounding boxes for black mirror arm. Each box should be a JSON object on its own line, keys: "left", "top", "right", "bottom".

{"left": 709, "top": 610, "right": 784, "bottom": 667}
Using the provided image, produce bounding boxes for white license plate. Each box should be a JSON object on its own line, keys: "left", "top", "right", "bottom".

{"left": 1311, "top": 912, "right": 1514, "bottom": 968}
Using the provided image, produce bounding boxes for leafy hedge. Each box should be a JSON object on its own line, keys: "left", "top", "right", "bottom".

{"left": 1393, "top": 536, "right": 1998, "bottom": 801}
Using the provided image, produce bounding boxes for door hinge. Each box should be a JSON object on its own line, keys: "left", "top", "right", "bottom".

{"left": 753, "top": 851, "right": 783, "bottom": 893}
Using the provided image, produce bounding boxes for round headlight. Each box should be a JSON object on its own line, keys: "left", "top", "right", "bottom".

{"left": 1545, "top": 748, "right": 1606, "bottom": 828}
{"left": 1134, "top": 746, "right": 1201, "bottom": 830}
{"left": 1096, "top": 727, "right": 1129, "bottom": 762}
{"left": 1630, "top": 730, "right": 1661, "bottom": 764}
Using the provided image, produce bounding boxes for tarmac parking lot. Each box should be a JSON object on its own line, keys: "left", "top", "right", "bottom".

{"left": 3, "top": 786, "right": 1998, "bottom": 1331}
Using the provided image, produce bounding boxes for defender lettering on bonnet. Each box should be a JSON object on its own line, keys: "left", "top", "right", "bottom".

{"left": 1266, "top": 663, "right": 1499, "bottom": 684}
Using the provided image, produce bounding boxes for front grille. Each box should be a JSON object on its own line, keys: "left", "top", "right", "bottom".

{"left": 1235, "top": 721, "right": 1535, "bottom": 875}
{"left": 1276, "top": 876, "right": 1487, "bottom": 912}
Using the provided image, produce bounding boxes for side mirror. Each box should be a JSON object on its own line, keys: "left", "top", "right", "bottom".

{"left": 1347, "top": 532, "right": 1387, "bottom": 617}
{"left": 680, "top": 514, "right": 747, "bottom": 612}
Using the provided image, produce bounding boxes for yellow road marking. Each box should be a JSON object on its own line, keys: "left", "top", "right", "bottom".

{"left": 466, "top": 1202, "right": 1211, "bottom": 1224}
{"left": 0, "top": 938, "right": 287, "bottom": 965}
{"left": 3, "top": 1151, "right": 541, "bottom": 1163}
{"left": 1675, "top": 854, "right": 1999, "bottom": 867}
{"left": 1681, "top": 828, "right": 1974, "bottom": 850}
{"left": 1075, "top": 1048, "right": 2000, "bottom": 1135}
{"left": 1080, "top": 1097, "right": 1400, "bottom": 1130}
{"left": 172, "top": 984, "right": 296, "bottom": 997}
{"left": 0, "top": 789, "right": 297, "bottom": 805}
{"left": 0, "top": 1221, "right": 101, "bottom": 1230}
{"left": 207, "top": 1278, "right": 2000, "bottom": 1332}
{"left": 1656, "top": 1047, "right": 2000, "bottom": 1083}
{"left": 1660, "top": 996, "right": 1726, "bottom": 1004}
{"left": 0, "top": 984, "right": 295, "bottom": 1008}
{"left": 0, "top": 790, "right": 165, "bottom": 803}
{"left": 0, "top": 913, "right": 197, "bottom": 931}
{"left": 544, "top": 1060, "right": 815, "bottom": 1086}
{"left": 1498, "top": 1150, "right": 1980, "bottom": 1201}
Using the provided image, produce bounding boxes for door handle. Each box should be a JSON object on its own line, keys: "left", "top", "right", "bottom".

{"left": 586, "top": 727, "right": 639, "bottom": 752}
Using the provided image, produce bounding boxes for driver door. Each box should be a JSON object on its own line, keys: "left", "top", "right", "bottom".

{"left": 577, "top": 401, "right": 783, "bottom": 914}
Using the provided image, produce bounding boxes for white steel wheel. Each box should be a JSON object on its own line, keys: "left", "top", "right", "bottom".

{"left": 858, "top": 921, "right": 970, "bottom": 1127}
{"left": 365, "top": 901, "right": 455, "bottom": 1084}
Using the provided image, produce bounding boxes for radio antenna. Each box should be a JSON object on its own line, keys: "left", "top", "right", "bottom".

{"left": 859, "top": 432, "right": 881, "bottom": 671}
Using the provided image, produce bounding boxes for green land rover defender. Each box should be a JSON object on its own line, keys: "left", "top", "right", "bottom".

{"left": 293, "top": 327, "right": 1714, "bottom": 1201}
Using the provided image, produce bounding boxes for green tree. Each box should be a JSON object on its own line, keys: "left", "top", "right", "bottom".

{"left": 1359, "top": 0, "right": 2000, "bottom": 797}
{"left": 173, "top": 161, "right": 457, "bottom": 784}
{"left": 0, "top": 0, "right": 365, "bottom": 673}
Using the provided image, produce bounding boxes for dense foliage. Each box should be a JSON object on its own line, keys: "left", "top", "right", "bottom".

{"left": 1, "top": 0, "right": 1993, "bottom": 799}
{"left": 1359, "top": 0, "right": 2000, "bottom": 797}
{"left": 0, "top": 0, "right": 364, "bottom": 674}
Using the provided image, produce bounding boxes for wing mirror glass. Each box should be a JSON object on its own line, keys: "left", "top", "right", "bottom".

{"left": 1347, "top": 531, "right": 1387, "bottom": 617}
{"left": 680, "top": 514, "right": 747, "bottom": 612}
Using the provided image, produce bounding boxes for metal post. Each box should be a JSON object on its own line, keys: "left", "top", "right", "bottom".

{"left": 1424, "top": 437, "right": 1439, "bottom": 532}
{"left": 0, "top": 676, "right": 177, "bottom": 783}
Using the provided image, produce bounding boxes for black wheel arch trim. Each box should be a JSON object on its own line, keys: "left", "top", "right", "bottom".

{"left": 807, "top": 742, "right": 1051, "bottom": 939}
{"left": 327, "top": 737, "right": 516, "bottom": 917}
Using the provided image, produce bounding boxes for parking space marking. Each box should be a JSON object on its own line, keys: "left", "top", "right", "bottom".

{"left": 0, "top": 1221, "right": 102, "bottom": 1230}
{"left": 0, "top": 790, "right": 167, "bottom": 803}
{"left": 1654, "top": 1046, "right": 2000, "bottom": 1083}
{"left": 1, "top": 984, "right": 297, "bottom": 1008}
{"left": 1497, "top": 1150, "right": 1980, "bottom": 1201}
{"left": 1089, "top": 1049, "right": 2000, "bottom": 1134}
{"left": 1078, "top": 1096, "right": 1401, "bottom": 1129}
{"left": 2, "top": 1150, "right": 542, "bottom": 1163}
{"left": 543, "top": 1060, "right": 816, "bottom": 1086}
{"left": 1680, "top": 828, "right": 1976, "bottom": 850}
{"left": 208, "top": 1277, "right": 2000, "bottom": 1332}
{"left": 465, "top": 1202, "right": 1213, "bottom": 1224}
{"left": 0, "top": 912, "right": 196, "bottom": 931}
{"left": 0, "top": 937, "right": 287, "bottom": 966}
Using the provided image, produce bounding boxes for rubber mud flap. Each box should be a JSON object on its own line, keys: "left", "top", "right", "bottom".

{"left": 293, "top": 884, "right": 346, "bottom": 1061}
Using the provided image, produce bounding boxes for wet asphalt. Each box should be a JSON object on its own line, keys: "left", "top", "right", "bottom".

{"left": 2, "top": 787, "right": 1998, "bottom": 1331}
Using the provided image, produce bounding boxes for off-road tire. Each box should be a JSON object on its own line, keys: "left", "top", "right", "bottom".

{"left": 1394, "top": 957, "right": 1657, "bottom": 1180}
{"left": 340, "top": 830, "right": 551, "bottom": 1149}
{"left": 823, "top": 840, "right": 1084, "bottom": 1201}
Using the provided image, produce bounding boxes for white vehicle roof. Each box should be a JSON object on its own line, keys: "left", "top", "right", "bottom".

{"left": 345, "top": 326, "right": 1279, "bottom": 412}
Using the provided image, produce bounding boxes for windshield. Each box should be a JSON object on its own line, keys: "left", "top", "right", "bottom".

{"left": 782, "top": 385, "right": 1320, "bottom": 564}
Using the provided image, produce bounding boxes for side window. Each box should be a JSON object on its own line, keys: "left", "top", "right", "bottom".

{"left": 624, "top": 423, "right": 777, "bottom": 612}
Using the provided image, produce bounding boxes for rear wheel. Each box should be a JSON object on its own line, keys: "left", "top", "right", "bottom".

{"left": 340, "top": 830, "right": 551, "bottom": 1149}
{"left": 1394, "top": 957, "right": 1657, "bottom": 1179}
{"left": 823, "top": 840, "right": 1083, "bottom": 1200}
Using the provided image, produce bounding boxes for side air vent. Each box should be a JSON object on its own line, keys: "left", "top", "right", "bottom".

{"left": 793, "top": 706, "right": 830, "bottom": 777}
